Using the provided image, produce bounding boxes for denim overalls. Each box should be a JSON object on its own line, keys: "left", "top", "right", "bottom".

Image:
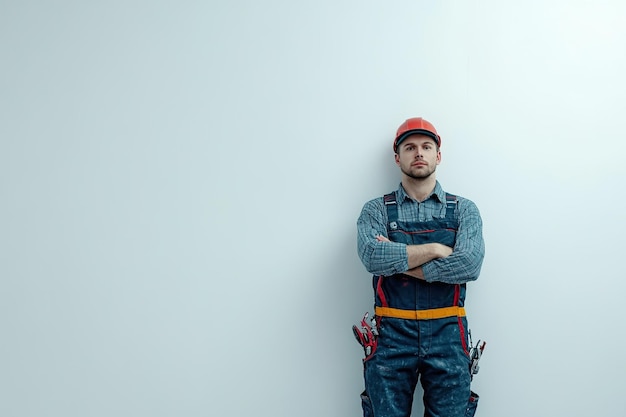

{"left": 361, "top": 192, "right": 478, "bottom": 417}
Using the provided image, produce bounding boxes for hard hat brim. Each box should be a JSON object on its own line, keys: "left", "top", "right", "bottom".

{"left": 394, "top": 129, "right": 440, "bottom": 151}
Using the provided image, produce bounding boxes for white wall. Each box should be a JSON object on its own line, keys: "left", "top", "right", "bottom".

{"left": 2, "top": 1, "right": 625, "bottom": 416}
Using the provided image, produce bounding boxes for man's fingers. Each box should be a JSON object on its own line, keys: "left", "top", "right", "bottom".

{"left": 376, "top": 235, "right": 391, "bottom": 242}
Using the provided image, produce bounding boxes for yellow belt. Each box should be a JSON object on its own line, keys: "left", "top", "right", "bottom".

{"left": 375, "top": 306, "right": 466, "bottom": 320}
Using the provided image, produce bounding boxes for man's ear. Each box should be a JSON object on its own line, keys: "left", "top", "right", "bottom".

{"left": 394, "top": 153, "right": 400, "bottom": 166}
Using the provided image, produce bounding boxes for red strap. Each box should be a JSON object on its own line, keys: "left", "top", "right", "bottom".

{"left": 453, "top": 284, "right": 469, "bottom": 354}
{"left": 376, "top": 276, "right": 388, "bottom": 307}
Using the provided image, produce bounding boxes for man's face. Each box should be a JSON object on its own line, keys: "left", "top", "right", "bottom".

{"left": 394, "top": 134, "right": 441, "bottom": 180}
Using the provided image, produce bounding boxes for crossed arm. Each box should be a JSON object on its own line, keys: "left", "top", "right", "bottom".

{"left": 357, "top": 197, "right": 484, "bottom": 284}
{"left": 375, "top": 235, "right": 452, "bottom": 280}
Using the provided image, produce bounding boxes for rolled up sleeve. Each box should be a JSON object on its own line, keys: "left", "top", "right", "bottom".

{"left": 357, "top": 199, "right": 409, "bottom": 276}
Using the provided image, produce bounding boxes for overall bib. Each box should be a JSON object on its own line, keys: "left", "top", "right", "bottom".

{"left": 361, "top": 192, "right": 478, "bottom": 417}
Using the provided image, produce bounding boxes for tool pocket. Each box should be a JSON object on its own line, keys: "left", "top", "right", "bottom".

{"left": 464, "top": 391, "right": 479, "bottom": 417}
{"left": 352, "top": 312, "right": 379, "bottom": 361}
{"left": 361, "top": 390, "right": 374, "bottom": 417}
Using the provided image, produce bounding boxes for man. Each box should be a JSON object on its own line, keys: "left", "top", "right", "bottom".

{"left": 356, "top": 117, "right": 485, "bottom": 417}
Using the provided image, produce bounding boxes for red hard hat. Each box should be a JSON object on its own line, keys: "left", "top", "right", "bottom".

{"left": 393, "top": 117, "right": 441, "bottom": 152}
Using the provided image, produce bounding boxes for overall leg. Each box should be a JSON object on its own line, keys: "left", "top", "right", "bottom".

{"left": 363, "top": 318, "right": 420, "bottom": 417}
{"left": 419, "top": 318, "right": 472, "bottom": 417}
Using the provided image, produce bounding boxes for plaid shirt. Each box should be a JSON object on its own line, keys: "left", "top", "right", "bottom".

{"left": 357, "top": 181, "right": 485, "bottom": 284}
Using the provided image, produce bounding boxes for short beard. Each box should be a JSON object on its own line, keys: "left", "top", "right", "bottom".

{"left": 400, "top": 164, "right": 436, "bottom": 180}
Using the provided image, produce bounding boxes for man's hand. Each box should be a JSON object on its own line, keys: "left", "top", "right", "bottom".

{"left": 431, "top": 243, "right": 453, "bottom": 259}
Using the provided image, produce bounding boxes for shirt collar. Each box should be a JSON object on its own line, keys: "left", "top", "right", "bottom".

{"left": 397, "top": 181, "right": 445, "bottom": 204}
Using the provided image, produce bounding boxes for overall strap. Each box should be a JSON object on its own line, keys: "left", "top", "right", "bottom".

{"left": 444, "top": 193, "right": 459, "bottom": 221}
{"left": 383, "top": 192, "right": 398, "bottom": 232}
{"left": 385, "top": 192, "right": 458, "bottom": 228}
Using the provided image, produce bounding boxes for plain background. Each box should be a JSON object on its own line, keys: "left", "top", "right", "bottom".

{"left": 2, "top": 1, "right": 625, "bottom": 416}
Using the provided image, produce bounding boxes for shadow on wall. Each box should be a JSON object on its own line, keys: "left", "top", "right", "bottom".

{"left": 317, "top": 220, "right": 428, "bottom": 416}
{"left": 308, "top": 143, "right": 429, "bottom": 416}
